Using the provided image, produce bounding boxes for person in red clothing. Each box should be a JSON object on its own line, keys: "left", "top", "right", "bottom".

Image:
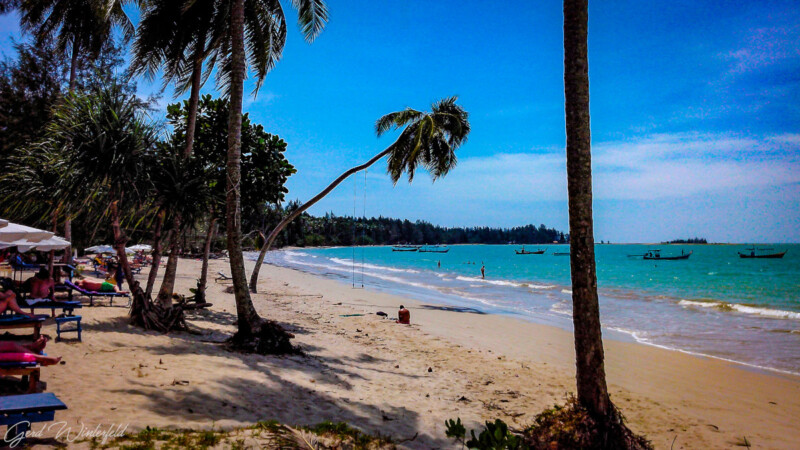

{"left": 396, "top": 305, "right": 410, "bottom": 324}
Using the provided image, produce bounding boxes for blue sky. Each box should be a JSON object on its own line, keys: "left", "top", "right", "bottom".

{"left": 1, "top": 1, "right": 799, "bottom": 243}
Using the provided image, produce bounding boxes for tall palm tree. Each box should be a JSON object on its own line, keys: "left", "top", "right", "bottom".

{"left": 17, "top": 0, "right": 135, "bottom": 264}
{"left": 249, "top": 97, "right": 470, "bottom": 292}
{"left": 564, "top": 0, "right": 614, "bottom": 428}
{"left": 225, "top": 0, "right": 327, "bottom": 343}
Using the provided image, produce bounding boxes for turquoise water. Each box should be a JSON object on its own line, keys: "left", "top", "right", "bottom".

{"left": 257, "top": 244, "right": 800, "bottom": 374}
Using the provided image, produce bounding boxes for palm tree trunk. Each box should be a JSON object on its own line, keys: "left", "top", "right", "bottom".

{"left": 68, "top": 41, "right": 79, "bottom": 93}
{"left": 227, "top": 0, "right": 262, "bottom": 337}
{"left": 156, "top": 213, "right": 182, "bottom": 309}
{"left": 196, "top": 217, "right": 217, "bottom": 303}
{"left": 109, "top": 201, "right": 145, "bottom": 305}
{"left": 183, "top": 59, "right": 203, "bottom": 158}
{"left": 145, "top": 209, "right": 166, "bottom": 298}
{"left": 249, "top": 147, "right": 392, "bottom": 292}
{"left": 63, "top": 40, "right": 79, "bottom": 264}
{"left": 564, "top": 0, "right": 610, "bottom": 420}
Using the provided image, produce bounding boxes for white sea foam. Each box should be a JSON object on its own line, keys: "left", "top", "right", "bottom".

{"left": 561, "top": 289, "right": 573, "bottom": 294}
{"left": 454, "top": 275, "right": 554, "bottom": 290}
{"left": 329, "top": 257, "right": 420, "bottom": 273}
{"left": 679, "top": 300, "right": 800, "bottom": 320}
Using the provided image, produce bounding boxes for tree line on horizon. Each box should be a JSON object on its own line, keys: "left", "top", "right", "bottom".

{"left": 267, "top": 211, "right": 567, "bottom": 248}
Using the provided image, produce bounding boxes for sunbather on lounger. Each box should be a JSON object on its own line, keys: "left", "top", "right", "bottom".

{"left": 0, "top": 282, "right": 36, "bottom": 318}
{"left": 27, "top": 269, "right": 55, "bottom": 301}
{"left": 0, "top": 336, "right": 61, "bottom": 365}
{"left": 0, "top": 336, "right": 49, "bottom": 354}
{"left": 75, "top": 277, "right": 127, "bottom": 293}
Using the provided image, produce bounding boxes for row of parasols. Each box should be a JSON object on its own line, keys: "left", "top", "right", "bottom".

{"left": 0, "top": 218, "right": 151, "bottom": 254}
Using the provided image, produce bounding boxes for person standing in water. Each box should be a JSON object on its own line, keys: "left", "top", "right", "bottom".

{"left": 437, "top": 260, "right": 441, "bottom": 268}
{"left": 480, "top": 263, "right": 485, "bottom": 279}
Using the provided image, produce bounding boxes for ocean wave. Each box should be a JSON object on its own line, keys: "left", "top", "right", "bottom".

{"left": 679, "top": 300, "right": 800, "bottom": 320}
{"left": 561, "top": 289, "right": 572, "bottom": 294}
{"left": 329, "top": 257, "right": 420, "bottom": 274}
{"left": 454, "top": 275, "right": 554, "bottom": 290}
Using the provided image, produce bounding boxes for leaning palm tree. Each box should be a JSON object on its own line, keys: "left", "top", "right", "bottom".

{"left": 224, "top": 0, "right": 327, "bottom": 349}
{"left": 249, "top": 97, "right": 470, "bottom": 292}
{"left": 562, "top": 0, "right": 648, "bottom": 446}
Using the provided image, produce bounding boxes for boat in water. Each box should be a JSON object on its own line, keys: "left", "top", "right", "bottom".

{"left": 738, "top": 247, "right": 787, "bottom": 259}
{"left": 515, "top": 246, "right": 545, "bottom": 255}
{"left": 642, "top": 249, "right": 692, "bottom": 260}
{"left": 419, "top": 245, "right": 450, "bottom": 253}
{"left": 553, "top": 252, "right": 570, "bottom": 256}
{"left": 392, "top": 245, "right": 420, "bottom": 252}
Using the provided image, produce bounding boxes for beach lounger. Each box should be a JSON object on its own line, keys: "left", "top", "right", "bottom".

{"left": 0, "top": 315, "right": 46, "bottom": 340}
{"left": 0, "top": 361, "right": 40, "bottom": 393}
{"left": 63, "top": 280, "right": 130, "bottom": 307}
{"left": 215, "top": 272, "right": 232, "bottom": 282}
{"left": 20, "top": 299, "right": 82, "bottom": 318}
{"left": 0, "top": 393, "right": 67, "bottom": 446}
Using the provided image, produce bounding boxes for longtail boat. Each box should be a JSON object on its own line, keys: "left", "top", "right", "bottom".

{"left": 515, "top": 246, "right": 545, "bottom": 255}
{"left": 642, "top": 249, "right": 692, "bottom": 260}
{"left": 738, "top": 248, "right": 787, "bottom": 259}
{"left": 419, "top": 246, "right": 450, "bottom": 253}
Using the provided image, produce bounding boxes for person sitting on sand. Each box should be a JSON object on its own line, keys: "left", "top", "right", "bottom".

{"left": 0, "top": 280, "right": 35, "bottom": 318}
{"left": 0, "top": 337, "right": 62, "bottom": 365}
{"left": 396, "top": 305, "right": 410, "bottom": 324}
{"left": 75, "top": 276, "right": 127, "bottom": 293}
{"left": 27, "top": 269, "right": 55, "bottom": 301}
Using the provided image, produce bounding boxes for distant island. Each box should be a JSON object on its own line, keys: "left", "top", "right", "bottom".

{"left": 272, "top": 213, "right": 567, "bottom": 247}
{"left": 662, "top": 237, "right": 708, "bottom": 244}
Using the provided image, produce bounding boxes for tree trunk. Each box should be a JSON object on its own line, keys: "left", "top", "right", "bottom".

{"left": 62, "top": 218, "right": 72, "bottom": 265}
{"left": 145, "top": 209, "right": 165, "bottom": 298}
{"left": 156, "top": 213, "right": 182, "bottom": 309}
{"left": 564, "top": 0, "right": 610, "bottom": 420}
{"left": 249, "top": 147, "right": 392, "bottom": 292}
{"left": 227, "top": 0, "right": 262, "bottom": 337}
{"left": 48, "top": 209, "right": 57, "bottom": 274}
{"left": 196, "top": 217, "right": 217, "bottom": 304}
{"left": 109, "top": 201, "right": 145, "bottom": 306}
{"left": 68, "top": 41, "right": 79, "bottom": 93}
{"left": 184, "top": 59, "right": 203, "bottom": 158}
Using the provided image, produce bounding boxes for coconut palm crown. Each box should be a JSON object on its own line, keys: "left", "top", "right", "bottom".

{"left": 376, "top": 96, "right": 470, "bottom": 184}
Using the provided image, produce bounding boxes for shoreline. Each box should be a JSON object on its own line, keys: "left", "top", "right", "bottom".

{"left": 264, "top": 248, "right": 800, "bottom": 377}
{"left": 36, "top": 256, "right": 800, "bottom": 449}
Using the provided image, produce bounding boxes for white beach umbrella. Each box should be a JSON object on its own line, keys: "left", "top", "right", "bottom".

{"left": 0, "top": 219, "right": 8, "bottom": 228}
{"left": 128, "top": 244, "right": 152, "bottom": 252}
{"left": 84, "top": 244, "right": 115, "bottom": 254}
{"left": 0, "top": 220, "right": 53, "bottom": 242}
{"left": 6, "top": 235, "right": 71, "bottom": 252}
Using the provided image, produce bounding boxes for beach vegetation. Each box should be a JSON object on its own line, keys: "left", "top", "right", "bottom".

{"left": 250, "top": 96, "right": 471, "bottom": 292}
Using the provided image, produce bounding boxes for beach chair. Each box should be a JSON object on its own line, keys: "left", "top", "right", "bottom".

{"left": 215, "top": 272, "right": 232, "bottom": 283}
{"left": 20, "top": 299, "right": 82, "bottom": 318}
{"left": 0, "top": 315, "right": 46, "bottom": 340}
{"left": 0, "top": 360, "right": 40, "bottom": 393}
{"left": 63, "top": 280, "right": 130, "bottom": 307}
{"left": 0, "top": 393, "right": 67, "bottom": 446}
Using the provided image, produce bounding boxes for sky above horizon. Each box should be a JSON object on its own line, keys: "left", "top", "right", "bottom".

{"left": 1, "top": 1, "right": 798, "bottom": 243}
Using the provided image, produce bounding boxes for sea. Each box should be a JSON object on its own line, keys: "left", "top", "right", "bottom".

{"left": 251, "top": 244, "right": 800, "bottom": 375}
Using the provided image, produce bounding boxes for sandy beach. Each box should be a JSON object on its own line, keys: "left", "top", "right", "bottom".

{"left": 20, "top": 256, "right": 800, "bottom": 449}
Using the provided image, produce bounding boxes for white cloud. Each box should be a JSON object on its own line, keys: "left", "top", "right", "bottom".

{"left": 375, "top": 133, "right": 800, "bottom": 204}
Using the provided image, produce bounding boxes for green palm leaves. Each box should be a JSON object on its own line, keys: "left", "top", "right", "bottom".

{"left": 376, "top": 96, "right": 470, "bottom": 184}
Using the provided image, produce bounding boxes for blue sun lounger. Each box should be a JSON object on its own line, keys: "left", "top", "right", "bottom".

{"left": 20, "top": 299, "right": 82, "bottom": 318}
{"left": 0, "top": 360, "right": 41, "bottom": 394}
{"left": 0, "top": 393, "right": 67, "bottom": 446}
{"left": 64, "top": 280, "right": 130, "bottom": 307}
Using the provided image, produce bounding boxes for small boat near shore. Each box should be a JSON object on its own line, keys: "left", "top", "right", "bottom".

{"left": 515, "top": 246, "right": 545, "bottom": 255}
{"left": 553, "top": 252, "right": 570, "bottom": 256}
{"left": 642, "top": 249, "right": 692, "bottom": 260}
{"left": 738, "top": 248, "right": 787, "bottom": 259}
{"left": 419, "top": 245, "right": 450, "bottom": 253}
{"left": 392, "top": 245, "right": 420, "bottom": 252}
